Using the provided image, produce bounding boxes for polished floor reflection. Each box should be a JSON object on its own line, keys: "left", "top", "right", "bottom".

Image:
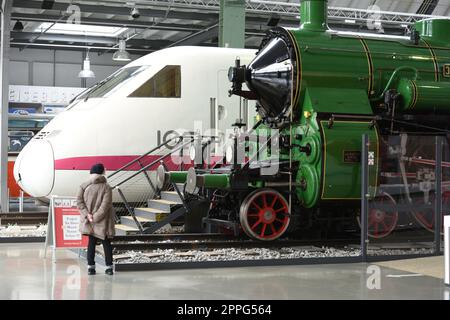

{"left": 0, "top": 243, "right": 448, "bottom": 300}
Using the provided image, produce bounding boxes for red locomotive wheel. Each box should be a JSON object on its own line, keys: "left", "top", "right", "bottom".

{"left": 240, "top": 189, "right": 290, "bottom": 241}
{"left": 367, "top": 192, "right": 398, "bottom": 239}
{"left": 411, "top": 192, "right": 448, "bottom": 234}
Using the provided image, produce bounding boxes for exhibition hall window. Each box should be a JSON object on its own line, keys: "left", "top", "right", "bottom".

{"left": 129, "top": 65, "right": 181, "bottom": 98}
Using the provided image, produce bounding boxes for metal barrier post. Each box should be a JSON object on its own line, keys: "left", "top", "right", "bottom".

{"left": 19, "top": 190, "right": 24, "bottom": 213}
{"left": 435, "top": 136, "right": 443, "bottom": 254}
{"left": 445, "top": 215, "right": 450, "bottom": 286}
{"left": 361, "top": 134, "right": 369, "bottom": 262}
{"left": 6, "top": 188, "right": 9, "bottom": 213}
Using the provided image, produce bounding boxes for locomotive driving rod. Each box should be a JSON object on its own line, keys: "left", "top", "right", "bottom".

{"left": 404, "top": 157, "right": 450, "bottom": 168}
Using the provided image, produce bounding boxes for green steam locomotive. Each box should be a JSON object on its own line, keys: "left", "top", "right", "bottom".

{"left": 158, "top": 0, "right": 450, "bottom": 240}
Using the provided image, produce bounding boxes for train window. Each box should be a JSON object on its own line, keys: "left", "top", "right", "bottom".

{"left": 128, "top": 65, "right": 181, "bottom": 98}
{"left": 75, "top": 66, "right": 149, "bottom": 101}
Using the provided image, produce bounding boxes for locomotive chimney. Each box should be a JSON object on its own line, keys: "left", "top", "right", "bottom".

{"left": 300, "top": 0, "right": 328, "bottom": 32}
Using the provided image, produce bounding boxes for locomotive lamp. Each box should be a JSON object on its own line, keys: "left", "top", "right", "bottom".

{"left": 228, "top": 58, "right": 249, "bottom": 97}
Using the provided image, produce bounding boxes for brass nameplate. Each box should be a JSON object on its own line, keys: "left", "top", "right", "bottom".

{"left": 343, "top": 151, "right": 361, "bottom": 164}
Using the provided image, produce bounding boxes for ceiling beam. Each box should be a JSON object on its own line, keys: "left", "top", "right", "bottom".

{"left": 11, "top": 13, "right": 204, "bottom": 33}
{"left": 168, "top": 23, "right": 219, "bottom": 47}
{"left": 416, "top": 0, "right": 440, "bottom": 15}
{"left": 10, "top": 41, "right": 154, "bottom": 54}
{"left": 12, "top": 0, "right": 218, "bottom": 21}
{"left": 10, "top": 31, "right": 173, "bottom": 48}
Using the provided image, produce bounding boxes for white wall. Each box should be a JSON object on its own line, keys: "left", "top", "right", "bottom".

{"left": 9, "top": 47, "right": 143, "bottom": 88}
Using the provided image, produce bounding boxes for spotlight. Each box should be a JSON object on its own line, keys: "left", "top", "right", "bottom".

{"left": 130, "top": 7, "right": 140, "bottom": 19}
{"left": 41, "top": 0, "right": 55, "bottom": 9}
{"left": 13, "top": 20, "right": 24, "bottom": 31}
{"left": 267, "top": 14, "right": 280, "bottom": 27}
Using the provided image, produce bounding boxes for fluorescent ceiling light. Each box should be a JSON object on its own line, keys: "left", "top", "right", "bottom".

{"left": 35, "top": 23, "right": 127, "bottom": 37}
{"left": 344, "top": 19, "right": 356, "bottom": 24}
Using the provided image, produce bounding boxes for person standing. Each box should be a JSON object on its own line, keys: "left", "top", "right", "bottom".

{"left": 77, "top": 163, "right": 115, "bottom": 275}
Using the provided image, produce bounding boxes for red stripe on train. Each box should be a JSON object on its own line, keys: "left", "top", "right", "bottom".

{"left": 54, "top": 155, "right": 183, "bottom": 171}
{"left": 54, "top": 155, "right": 225, "bottom": 171}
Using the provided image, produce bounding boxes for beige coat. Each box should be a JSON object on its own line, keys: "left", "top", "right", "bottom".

{"left": 77, "top": 174, "right": 115, "bottom": 240}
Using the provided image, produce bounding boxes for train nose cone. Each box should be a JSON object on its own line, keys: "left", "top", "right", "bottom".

{"left": 13, "top": 140, "right": 55, "bottom": 198}
{"left": 247, "top": 32, "right": 295, "bottom": 120}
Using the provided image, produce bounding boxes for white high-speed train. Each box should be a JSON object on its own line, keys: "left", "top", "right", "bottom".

{"left": 14, "top": 46, "right": 256, "bottom": 201}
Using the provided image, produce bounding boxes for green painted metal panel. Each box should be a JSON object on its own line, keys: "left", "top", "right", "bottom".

{"left": 320, "top": 120, "right": 379, "bottom": 200}
{"left": 287, "top": 30, "right": 371, "bottom": 101}
{"left": 363, "top": 38, "right": 437, "bottom": 97}
{"left": 219, "top": 0, "right": 245, "bottom": 48}
{"left": 397, "top": 79, "right": 450, "bottom": 113}
{"left": 286, "top": 25, "right": 450, "bottom": 116}
{"left": 303, "top": 87, "right": 372, "bottom": 115}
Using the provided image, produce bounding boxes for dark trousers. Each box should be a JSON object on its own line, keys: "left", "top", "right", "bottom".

{"left": 87, "top": 235, "right": 113, "bottom": 267}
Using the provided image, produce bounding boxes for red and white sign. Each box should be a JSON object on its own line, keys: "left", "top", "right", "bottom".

{"left": 51, "top": 197, "right": 89, "bottom": 249}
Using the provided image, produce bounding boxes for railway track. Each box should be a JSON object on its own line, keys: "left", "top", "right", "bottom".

{"left": 106, "top": 233, "right": 436, "bottom": 270}
{"left": 0, "top": 212, "right": 48, "bottom": 226}
{"left": 111, "top": 234, "right": 358, "bottom": 252}
{"left": 111, "top": 232, "right": 436, "bottom": 252}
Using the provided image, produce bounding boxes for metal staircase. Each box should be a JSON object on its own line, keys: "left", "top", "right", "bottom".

{"left": 115, "top": 189, "right": 184, "bottom": 235}
{"left": 108, "top": 135, "right": 215, "bottom": 235}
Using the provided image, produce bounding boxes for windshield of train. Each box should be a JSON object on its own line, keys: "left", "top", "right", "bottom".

{"left": 74, "top": 65, "right": 149, "bottom": 101}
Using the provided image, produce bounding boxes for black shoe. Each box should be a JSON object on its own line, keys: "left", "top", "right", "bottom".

{"left": 105, "top": 267, "right": 114, "bottom": 275}
{"left": 88, "top": 268, "right": 96, "bottom": 275}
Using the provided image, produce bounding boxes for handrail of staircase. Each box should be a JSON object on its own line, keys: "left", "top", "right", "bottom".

{"left": 107, "top": 136, "right": 183, "bottom": 179}
{"left": 167, "top": 136, "right": 217, "bottom": 216}
{"left": 114, "top": 135, "right": 218, "bottom": 234}
{"left": 111, "top": 138, "right": 195, "bottom": 189}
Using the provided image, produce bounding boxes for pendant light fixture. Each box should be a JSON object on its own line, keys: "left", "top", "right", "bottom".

{"left": 113, "top": 39, "right": 131, "bottom": 61}
{"left": 78, "top": 50, "right": 95, "bottom": 78}
{"left": 13, "top": 20, "right": 24, "bottom": 31}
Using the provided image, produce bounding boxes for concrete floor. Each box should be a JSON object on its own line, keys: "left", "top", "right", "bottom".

{"left": 0, "top": 243, "right": 449, "bottom": 300}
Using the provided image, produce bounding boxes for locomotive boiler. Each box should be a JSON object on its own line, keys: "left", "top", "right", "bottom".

{"left": 159, "top": 0, "right": 450, "bottom": 240}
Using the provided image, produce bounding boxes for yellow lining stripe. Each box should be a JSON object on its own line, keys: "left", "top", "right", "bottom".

{"left": 359, "top": 37, "right": 374, "bottom": 95}
{"left": 409, "top": 80, "right": 418, "bottom": 110}
{"left": 286, "top": 30, "right": 302, "bottom": 109}
{"left": 320, "top": 121, "right": 327, "bottom": 199}
{"left": 422, "top": 38, "right": 439, "bottom": 82}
